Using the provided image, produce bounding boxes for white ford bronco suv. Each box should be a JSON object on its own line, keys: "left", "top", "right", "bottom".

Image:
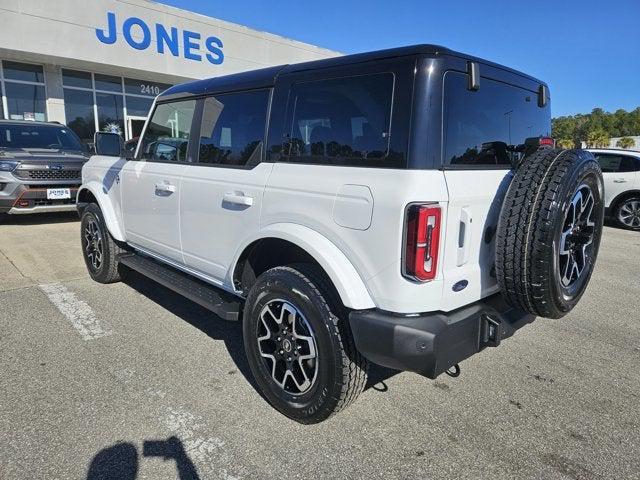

{"left": 78, "top": 45, "right": 604, "bottom": 423}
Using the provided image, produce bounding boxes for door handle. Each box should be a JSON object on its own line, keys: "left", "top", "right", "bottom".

{"left": 223, "top": 191, "right": 254, "bottom": 207}
{"left": 154, "top": 181, "right": 176, "bottom": 195}
{"left": 457, "top": 207, "right": 472, "bottom": 267}
{"left": 613, "top": 179, "right": 628, "bottom": 183}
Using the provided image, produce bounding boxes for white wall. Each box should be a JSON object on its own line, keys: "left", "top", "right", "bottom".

{"left": 0, "top": 0, "right": 340, "bottom": 84}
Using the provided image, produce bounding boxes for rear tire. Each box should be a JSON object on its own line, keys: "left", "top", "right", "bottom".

{"left": 80, "top": 203, "right": 125, "bottom": 284}
{"left": 613, "top": 196, "right": 640, "bottom": 231}
{"left": 242, "top": 264, "right": 368, "bottom": 424}
{"left": 495, "top": 149, "right": 604, "bottom": 319}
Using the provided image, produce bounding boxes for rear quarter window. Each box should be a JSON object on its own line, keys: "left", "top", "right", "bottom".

{"left": 280, "top": 73, "right": 403, "bottom": 168}
{"left": 595, "top": 153, "right": 640, "bottom": 173}
{"left": 443, "top": 71, "right": 551, "bottom": 168}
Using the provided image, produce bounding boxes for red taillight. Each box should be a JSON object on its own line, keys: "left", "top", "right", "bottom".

{"left": 539, "top": 136, "right": 555, "bottom": 147}
{"left": 404, "top": 204, "right": 441, "bottom": 282}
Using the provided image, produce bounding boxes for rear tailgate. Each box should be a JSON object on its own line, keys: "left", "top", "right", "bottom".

{"left": 440, "top": 169, "right": 512, "bottom": 311}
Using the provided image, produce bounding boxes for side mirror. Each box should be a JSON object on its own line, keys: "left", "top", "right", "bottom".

{"left": 94, "top": 132, "right": 123, "bottom": 157}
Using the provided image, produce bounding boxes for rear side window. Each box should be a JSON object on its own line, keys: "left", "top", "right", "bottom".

{"left": 443, "top": 71, "right": 551, "bottom": 167}
{"left": 595, "top": 153, "right": 640, "bottom": 173}
{"left": 198, "top": 90, "right": 269, "bottom": 167}
{"left": 283, "top": 73, "right": 396, "bottom": 167}
{"left": 139, "top": 99, "right": 196, "bottom": 163}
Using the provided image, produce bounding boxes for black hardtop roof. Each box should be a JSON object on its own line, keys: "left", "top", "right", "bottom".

{"left": 159, "top": 44, "right": 546, "bottom": 100}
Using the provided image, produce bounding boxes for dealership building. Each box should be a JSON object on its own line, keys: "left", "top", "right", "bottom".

{"left": 0, "top": 0, "right": 339, "bottom": 143}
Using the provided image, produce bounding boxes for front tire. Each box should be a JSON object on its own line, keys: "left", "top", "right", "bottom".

{"left": 80, "top": 203, "right": 124, "bottom": 283}
{"left": 614, "top": 196, "right": 640, "bottom": 231}
{"left": 243, "top": 264, "right": 368, "bottom": 424}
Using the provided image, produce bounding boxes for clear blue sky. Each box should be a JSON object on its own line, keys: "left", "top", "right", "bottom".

{"left": 161, "top": 0, "right": 639, "bottom": 117}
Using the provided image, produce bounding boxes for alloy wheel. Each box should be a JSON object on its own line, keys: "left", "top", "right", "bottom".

{"left": 558, "top": 185, "right": 596, "bottom": 288}
{"left": 618, "top": 199, "right": 640, "bottom": 228}
{"left": 257, "top": 299, "right": 318, "bottom": 395}
{"left": 84, "top": 217, "right": 104, "bottom": 271}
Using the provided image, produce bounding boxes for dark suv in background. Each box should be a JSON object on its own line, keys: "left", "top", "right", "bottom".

{"left": 0, "top": 120, "right": 89, "bottom": 218}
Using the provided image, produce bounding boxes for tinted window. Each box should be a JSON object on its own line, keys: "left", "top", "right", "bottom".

{"left": 62, "top": 69, "right": 92, "bottom": 89}
{"left": 139, "top": 100, "right": 196, "bottom": 163}
{"left": 0, "top": 124, "right": 83, "bottom": 151}
{"left": 96, "top": 93, "right": 124, "bottom": 135}
{"left": 198, "top": 90, "right": 269, "bottom": 167}
{"left": 443, "top": 72, "right": 551, "bottom": 167}
{"left": 125, "top": 96, "right": 154, "bottom": 117}
{"left": 94, "top": 74, "right": 122, "bottom": 93}
{"left": 2, "top": 61, "right": 44, "bottom": 83}
{"left": 64, "top": 89, "right": 96, "bottom": 143}
{"left": 283, "top": 74, "right": 395, "bottom": 167}
{"left": 5, "top": 83, "right": 47, "bottom": 121}
{"left": 595, "top": 153, "right": 639, "bottom": 173}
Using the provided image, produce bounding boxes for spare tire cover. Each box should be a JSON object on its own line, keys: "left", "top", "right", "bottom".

{"left": 495, "top": 148, "right": 604, "bottom": 319}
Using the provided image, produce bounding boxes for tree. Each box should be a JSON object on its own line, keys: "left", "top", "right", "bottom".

{"left": 552, "top": 107, "right": 640, "bottom": 147}
{"left": 586, "top": 129, "right": 610, "bottom": 148}
{"left": 556, "top": 138, "right": 575, "bottom": 149}
{"left": 616, "top": 137, "right": 636, "bottom": 149}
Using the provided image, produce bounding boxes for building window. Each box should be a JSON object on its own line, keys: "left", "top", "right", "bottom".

{"left": 63, "top": 89, "right": 95, "bottom": 144}
{"left": 125, "top": 96, "right": 154, "bottom": 117}
{"left": 94, "top": 74, "right": 122, "bottom": 93}
{"left": 60, "top": 68, "right": 170, "bottom": 142}
{"left": 1, "top": 61, "right": 47, "bottom": 121}
{"left": 62, "top": 69, "right": 92, "bottom": 89}
{"left": 3, "top": 61, "right": 45, "bottom": 83}
{"left": 96, "top": 92, "right": 124, "bottom": 135}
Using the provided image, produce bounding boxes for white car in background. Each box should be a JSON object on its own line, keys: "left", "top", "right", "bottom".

{"left": 588, "top": 149, "right": 640, "bottom": 230}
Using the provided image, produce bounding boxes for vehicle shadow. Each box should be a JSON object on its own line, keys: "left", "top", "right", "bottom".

{"left": 122, "top": 269, "right": 399, "bottom": 397}
{"left": 87, "top": 436, "right": 200, "bottom": 480}
{"left": 122, "top": 269, "right": 259, "bottom": 393}
{"left": 1, "top": 211, "right": 78, "bottom": 226}
{"left": 603, "top": 217, "right": 634, "bottom": 232}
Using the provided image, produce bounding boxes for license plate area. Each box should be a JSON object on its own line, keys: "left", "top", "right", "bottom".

{"left": 46, "top": 188, "right": 71, "bottom": 200}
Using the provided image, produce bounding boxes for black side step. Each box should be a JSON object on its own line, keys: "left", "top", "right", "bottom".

{"left": 119, "top": 254, "right": 241, "bottom": 321}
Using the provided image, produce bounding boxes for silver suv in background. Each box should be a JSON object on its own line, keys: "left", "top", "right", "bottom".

{"left": 588, "top": 149, "right": 640, "bottom": 230}
{"left": 0, "top": 120, "right": 89, "bottom": 218}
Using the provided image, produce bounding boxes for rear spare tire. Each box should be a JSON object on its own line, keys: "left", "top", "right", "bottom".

{"left": 495, "top": 148, "right": 604, "bottom": 318}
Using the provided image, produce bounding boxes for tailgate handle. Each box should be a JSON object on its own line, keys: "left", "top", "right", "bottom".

{"left": 456, "top": 207, "right": 472, "bottom": 266}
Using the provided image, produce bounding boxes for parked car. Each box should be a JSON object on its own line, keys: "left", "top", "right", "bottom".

{"left": 0, "top": 120, "right": 89, "bottom": 218}
{"left": 587, "top": 148, "right": 640, "bottom": 230}
{"left": 77, "top": 44, "right": 604, "bottom": 423}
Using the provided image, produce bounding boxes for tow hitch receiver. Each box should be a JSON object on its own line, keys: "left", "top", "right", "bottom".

{"left": 481, "top": 314, "right": 502, "bottom": 347}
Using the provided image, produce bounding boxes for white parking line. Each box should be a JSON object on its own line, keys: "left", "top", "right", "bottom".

{"left": 162, "top": 407, "right": 243, "bottom": 480}
{"left": 39, "top": 283, "right": 112, "bottom": 341}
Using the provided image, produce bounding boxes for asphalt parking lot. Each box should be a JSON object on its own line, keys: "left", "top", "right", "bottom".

{"left": 1, "top": 213, "right": 639, "bottom": 480}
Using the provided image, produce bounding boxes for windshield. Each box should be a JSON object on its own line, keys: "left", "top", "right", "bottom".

{"left": 0, "top": 124, "right": 84, "bottom": 152}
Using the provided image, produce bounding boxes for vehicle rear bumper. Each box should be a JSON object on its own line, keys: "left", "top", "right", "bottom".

{"left": 348, "top": 293, "right": 535, "bottom": 379}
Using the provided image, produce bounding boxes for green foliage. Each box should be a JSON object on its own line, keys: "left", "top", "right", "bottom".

{"left": 616, "top": 137, "right": 636, "bottom": 149}
{"left": 586, "top": 129, "right": 609, "bottom": 148}
{"left": 552, "top": 107, "right": 640, "bottom": 146}
{"left": 556, "top": 138, "right": 575, "bottom": 149}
